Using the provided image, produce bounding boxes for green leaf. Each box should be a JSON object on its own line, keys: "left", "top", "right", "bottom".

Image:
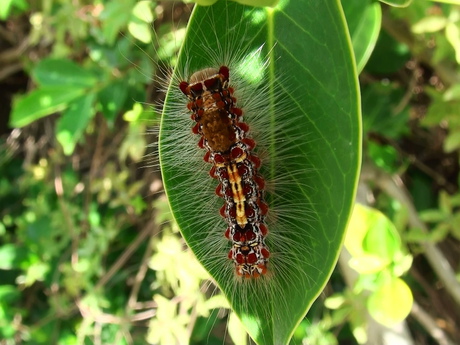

{"left": 98, "top": 80, "right": 128, "bottom": 122}
{"left": 362, "top": 211, "right": 400, "bottom": 263}
{"left": 0, "top": 0, "right": 28, "bottom": 20}
{"left": 361, "top": 83, "right": 409, "bottom": 138}
{"left": 444, "top": 84, "right": 460, "bottom": 101}
{"left": 0, "top": 285, "right": 20, "bottom": 304}
{"left": 429, "top": 0, "right": 460, "bottom": 5}
{"left": 419, "top": 209, "right": 447, "bottom": 223}
{"left": 118, "top": 123, "right": 146, "bottom": 162}
{"left": 367, "top": 277, "right": 413, "bottom": 326}
{"left": 342, "top": 0, "right": 382, "bottom": 73}
{"left": 379, "top": 0, "right": 412, "bottom": 7}
{"left": 0, "top": 0, "right": 14, "bottom": 19}
{"left": 345, "top": 204, "right": 403, "bottom": 272}
{"left": 56, "top": 93, "right": 96, "bottom": 155}
{"left": 10, "top": 86, "right": 86, "bottom": 128}
{"left": 32, "top": 58, "right": 98, "bottom": 87}
{"left": 412, "top": 16, "right": 448, "bottom": 34}
{"left": 128, "top": 21, "right": 152, "bottom": 44}
{"left": 365, "top": 30, "right": 410, "bottom": 75}
{"left": 233, "top": 0, "right": 279, "bottom": 5}
{"left": 444, "top": 128, "right": 460, "bottom": 152}
{"left": 159, "top": 1, "right": 360, "bottom": 344}
{"left": 429, "top": 0, "right": 460, "bottom": 3}
{"left": 368, "top": 142, "right": 399, "bottom": 174}
{"left": 100, "top": 0, "right": 135, "bottom": 45}
{"left": 0, "top": 245, "right": 18, "bottom": 270}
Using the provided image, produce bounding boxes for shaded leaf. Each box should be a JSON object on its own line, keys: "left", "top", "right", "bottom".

{"left": 98, "top": 80, "right": 128, "bottom": 122}
{"left": 10, "top": 86, "right": 86, "bottom": 128}
{"left": 32, "top": 58, "right": 98, "bottom": 87}
{"left": 56, "top": 93, "right": 96, "bottom": 155}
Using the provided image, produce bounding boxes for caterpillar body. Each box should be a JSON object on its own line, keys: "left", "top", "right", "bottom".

{"left": 179, "top": 66, "right": 270, "bottom": 278}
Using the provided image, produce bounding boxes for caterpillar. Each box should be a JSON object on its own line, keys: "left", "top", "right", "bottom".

{"left": 156, "top": 4, "right": 320, "bottom": 344}
{"left": 158, "top": 13, "right": 316, "bottom": 342}
{"left": 179, "top": 66, "right": 270, "bottom": 278}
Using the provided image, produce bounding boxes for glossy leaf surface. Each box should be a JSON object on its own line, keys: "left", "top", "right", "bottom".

{"left": 159, "top": 0, "right": 361, "bottom": 343}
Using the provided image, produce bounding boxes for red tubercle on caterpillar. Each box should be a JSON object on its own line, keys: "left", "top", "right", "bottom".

{"left": 204, "top": 77, "right": 218, "bottom": 90}
{"left": 235, "top": 229, "right": 257, "bottom": 243}
{"left": 242, "top": 183, "right": 252, "bottom": 197}
{"left": 209, "top": 166, "right": 217, "bottom": 178}
{"left": 232, "top": 107, "right": 242, "bottom": 117}
{"left": 213, "top": 153, "right": 225, "bottom": 164}
{"left": 229, "top": 205, "right": 237, "bottom": 218}
{"left": 216, "top": 167, "right": 228, "bottom": 180}
{"left": 230, "top": 146, "right": 244, "bottom": 160}
{"left": 259, "top": 223, "right": 268, "bottom": 237}
{"left": 242, "top": 137, "right": 255, "bottom": 150}
{"left": 247, "top": 253, "right": 257, "bottom": 264}
{"left": 249, "top": 154, "right": 261, "bottom": 169}
{"left": 219, "top": 65, "right": 229, "bottom": 80}
{"left": 235, "top": 252, "right": 245, "bottom": 265}
{"left": 237, "top": 164, "right": 249, "bottom": 177}
{"left": 220, "top": 204, "right": 226, "bottom": 218}
{"left": 245, "top": 203, "right": 255, "bottom": 218}
{"left": 203, "top": 150, "right": 210, "bottom": 162}
{"left": 192, "top": 123, "right": 200, "bottom": 135}
{"left": 220, "top": 204, "right": 237, "bottom": 219}
{"left": 198, "top": 137, "right": 205, "bottom": 149}
{"left": 258, "top": 200, "right": 269, "bottom": 216}
{"left": 237, "top": 122, "right": 249, "bottom": 133}
{"left": 254, "top": 174, "right": 265, "bottom": 190}
{"left": 179, "top": 81, "right": 189, "bottom": 95}
{"left": 261, "top": 247, "right": 270, "bottom": 259}
{"left": 225, "top": 187, "right": 233, "bottom": 198}
{"left": 215, "top": 183, "right": 223, "bottom": 197}
{"left": 191, "top": 82, "right": 203, "bottom": 93}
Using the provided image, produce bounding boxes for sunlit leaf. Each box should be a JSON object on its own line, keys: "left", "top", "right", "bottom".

{"left": 342, "top": 0, "right": 382, "bottom": 73}
{"left": 367, "top": 277, "right": 413, "bottom": 326}
{"left": 379, "top": 0, "right": 412, "bottom": 7}
{"left": 159, "top": 1, "right": 361, "bottom": 343}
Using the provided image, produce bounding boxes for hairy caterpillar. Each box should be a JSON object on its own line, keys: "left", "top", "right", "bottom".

{"left": 179, "top": 65, "right": 271, "bottom": 278}
{"left": 155, "top": 1, "right": 360, "bottom": 343}
{"left": 158, "top": 8, "right": 316, "bottom": 344}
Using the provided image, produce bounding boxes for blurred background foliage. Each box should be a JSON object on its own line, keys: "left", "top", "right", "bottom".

{"left": 0, "top": 0, "right": 460, "bottom": 344}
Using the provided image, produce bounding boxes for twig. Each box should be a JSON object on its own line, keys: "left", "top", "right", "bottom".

{"left": 127, "top": 227, "right": 155, "bottom": 309}
{"left": 0, "top": 62, "right": 23, "bottom": 81}
{"left": 411, "top": 301, "right": 455, "bottom": 345}
{"left": 95, "top": 218, "right": 155, "bottom": 289}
